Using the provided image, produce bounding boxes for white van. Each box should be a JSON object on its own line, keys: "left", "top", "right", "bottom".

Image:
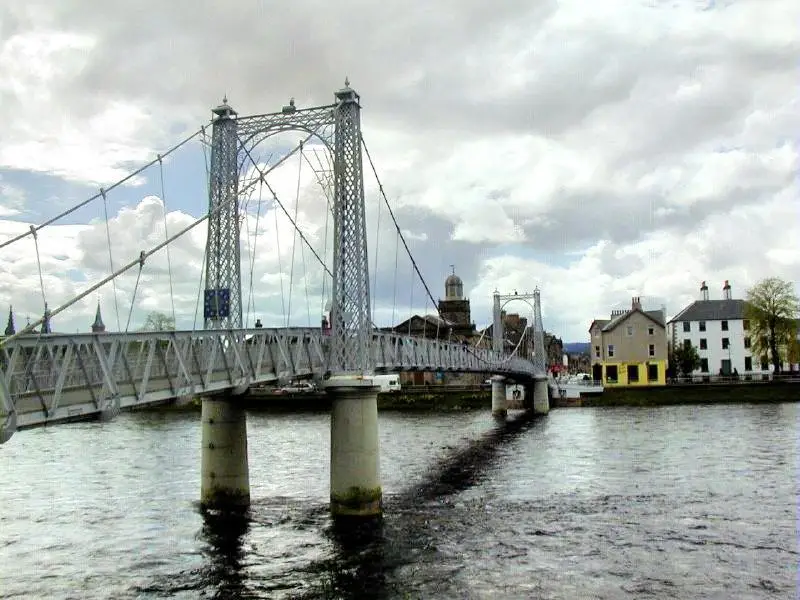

{"left": 373, "top": 374, "right": 401, "bottom": 393}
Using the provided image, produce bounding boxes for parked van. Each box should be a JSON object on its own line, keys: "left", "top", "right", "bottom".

{"left": 373, "top": 374, "right": 401, "bottom": 393}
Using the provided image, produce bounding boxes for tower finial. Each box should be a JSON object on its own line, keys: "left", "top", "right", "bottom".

{"left": 344, "top": 76, "right": 350, "bottom": 87}
{"left": 450, "top": 264, "right": 455, "bottom": 275}
{"left": 222, "top": 93, "right": 228, "bottom": 104}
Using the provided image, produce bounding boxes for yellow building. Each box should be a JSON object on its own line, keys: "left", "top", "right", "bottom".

{"left": 589, "top": 297, "right": 668, "bottom": 387}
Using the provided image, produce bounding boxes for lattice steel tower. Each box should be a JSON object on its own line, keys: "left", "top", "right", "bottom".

{"left": 204, "top": 97, "right": 242, "bottom": 329}
{"left": 532, "top": 287, "right": 547, "bottom": 373}
{"left": 329, "top": 82, "right": 371, "bottom": 374}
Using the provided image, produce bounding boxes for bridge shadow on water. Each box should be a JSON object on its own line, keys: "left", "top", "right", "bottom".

{"left": 163, "top": 410, "right": 543, "bottom": 599}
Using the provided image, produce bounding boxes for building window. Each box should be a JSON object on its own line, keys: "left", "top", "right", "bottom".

{"left": 647, "top": 363, "right": 658, "bottom": 382}
{"left": 743, "top": 319, "right": 750, "bottom": 331}
{"left": 699, "top": 321, "right": 706, "bottom": 332}
{"left": 683, "top": 339, "right": 691, "bottom": 350}
{"left": 744, "top": 356, "right": 752, "bottom": 371}
{"left": 760, "top": 358, "right": 769, "bottom": 371}
{"left": 700, "top": 358, "right": 709, "bottom": 373}
{"left": 594, "top": 345, "right": 600, "bottom": 358}
{"left": 722, "top": 338, "right": 729, "bottom": 350}
{"left": 744, "top": 337, "right": 751, "bottom": 349}
{"left": 626, "top": 325, "right": 634, "bottom": 337}
{"left": 648, "top": 344, "right": 655, "bottom": 357}
{"left": 683, "top": 322, "right": 690, "bottom": 332}
{"left": 648, "top": 326, "right": 654, "bottom": 336}
{"left": 627, "top": 364, "right": 639, "bottom": 383}
{"left": 721, "top": 320, "right": 729, "bottom": 331}
{"left": 700, "top": 338, "right": 707, "bottom": 350}
{"left": 607, "top": 344, "right": 615, "bottom": 358}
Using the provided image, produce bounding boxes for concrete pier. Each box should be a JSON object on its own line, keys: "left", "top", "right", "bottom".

{"left": 326, "top": 377, "right": 382, "bottom": 517}
{"left": 200, "top": 396, "right": 250, "bottom": 509}
{"left": 491, "top": 375, "right": 507, "bottom": 418}
{"left": 533, "top": 377, "right": 550, "bottom": 415}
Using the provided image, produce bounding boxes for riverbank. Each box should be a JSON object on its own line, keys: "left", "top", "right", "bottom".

{"left": 150, "top": 389, "right": 493, "bottom": 413}
{"left": 565, "top": 381, "right": 800, "bottom": 407}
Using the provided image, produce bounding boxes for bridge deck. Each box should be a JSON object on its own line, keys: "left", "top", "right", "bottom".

{"left": 0, "top": 328, "right": 540, "bottom": 438}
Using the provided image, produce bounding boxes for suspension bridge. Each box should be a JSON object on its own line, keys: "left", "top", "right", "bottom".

{"left": 0, "top": 81, "right": 549, "bottom": 516}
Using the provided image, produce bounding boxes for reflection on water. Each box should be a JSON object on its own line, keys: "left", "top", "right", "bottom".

{"left": 1, "top": 404, "right": 797, "bottom": 599}
{"left": 201, "top": 508, "right": 251, "bottom": 599}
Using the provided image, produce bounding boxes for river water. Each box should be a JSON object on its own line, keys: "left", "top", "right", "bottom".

{"left": 0, "top": 403, "right": 797, "bottom": 599}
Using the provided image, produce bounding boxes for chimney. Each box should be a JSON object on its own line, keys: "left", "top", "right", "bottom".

{"left": 723, "top": 280, "right": 731, "bottom": 300}
{"left": 700, "top": 281, "right": 709, "bottom": 301}
{"left": 631, "top": 296, "right": 642, "bottom": 311}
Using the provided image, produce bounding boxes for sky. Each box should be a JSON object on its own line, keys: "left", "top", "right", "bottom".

{"left": 0, "top": 0, "right": 798, "bottom": 342}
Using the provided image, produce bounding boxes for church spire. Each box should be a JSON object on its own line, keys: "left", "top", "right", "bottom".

{"left": 4, "top": 305, "right": 15, "bottom": 336}
{"left": 91, "top": 302, "right": 106, "bottom": 333}
{"left": 41, "top": 303, "right": 52, "bottom": 334}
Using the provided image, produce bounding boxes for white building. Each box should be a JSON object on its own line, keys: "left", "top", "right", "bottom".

{"left": 668, "top": 280, "right": 769, "bottom": 378}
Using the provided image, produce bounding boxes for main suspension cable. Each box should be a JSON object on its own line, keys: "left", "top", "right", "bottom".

{"left": 361, "top": 135, "right": 439, "bottom": 312}
{"left": 0, "top": 127, "right": 204, "bottom": 251}
{"left": 361, "top": 135, "right": 521, "bottom": 369}
{"left": 1, "top": 137, "right": 306, "bottom": 346}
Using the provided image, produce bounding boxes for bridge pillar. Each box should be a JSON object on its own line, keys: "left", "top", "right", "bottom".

{"left": 491, "top": 375, "right": 506, "bottom": 418}
{"left": 326, "top": 377, "right": 382, "bottom": 517}
{"left": 533, "top": 377, "right": 550, "bottom": 415}
{"left": 200, "top": 396, "right": 250, "bottom": 509}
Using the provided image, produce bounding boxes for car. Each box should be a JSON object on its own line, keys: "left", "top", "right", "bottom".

{"left": 278, "top": 381, "right": 317, "bottom": 394}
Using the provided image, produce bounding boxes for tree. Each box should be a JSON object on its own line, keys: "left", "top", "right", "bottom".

{"left": 140, "top": 311, "right": 176, "bottom": 332}
{"left": 671, "top": 342, "right": 701, "bottom": 378}
{"left": 745, "top": 277, "right": 799, "bottom": 374}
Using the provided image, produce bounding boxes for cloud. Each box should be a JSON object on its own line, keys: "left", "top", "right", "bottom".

{"left": 0, "top": 0, "right": 798, "bottom": 343}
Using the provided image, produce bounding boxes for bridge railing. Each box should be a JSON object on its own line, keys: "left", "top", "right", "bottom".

{"left": 370, "top": 333, "right": 538, "bottom": 377}
{"left": 0, "top": 327, "right": 542, "bottom": 432}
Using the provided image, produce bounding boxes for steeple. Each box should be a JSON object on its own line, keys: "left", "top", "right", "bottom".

{"left": 4, "top": 305, "right": 15, "bottom": 336}
{"left": 41, "top": 303, "right": 51, "bottom": 334}
{"left": 91, "top": 302, "right": 106, "bottom": 333}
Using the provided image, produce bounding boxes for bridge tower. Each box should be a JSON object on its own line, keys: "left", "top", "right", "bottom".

{"left": 199, "top": 82, "right": 381, "bottom": 517}
{"left": 200, "top": 97, "right": 250, "bottom": 510}
{"left": 530, "top": 287, "right": 550, "bottom": 414}
{"left": 491, "top": 289, "right": 550, "bottom": 416}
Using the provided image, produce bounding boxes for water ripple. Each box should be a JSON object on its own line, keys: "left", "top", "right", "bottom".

{"left": 0, "top": 404, "right": 797, "bottom": 598}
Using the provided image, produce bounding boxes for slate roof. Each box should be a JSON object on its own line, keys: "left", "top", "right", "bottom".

{"left": 602, "top": 309, "right": 665, "bottom": 332}
{"left": 668, "top": 299, "right": 747, "bottom": 323}
{"left": 588, "top": 319, "right": 610, "bottom": 332}
{"left": 380, "top": 314, "right": 454, "bottom": 332}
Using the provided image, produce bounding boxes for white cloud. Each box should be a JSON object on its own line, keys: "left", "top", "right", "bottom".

{"left": 0, "top": 0, "right": 798, "bottom": 342}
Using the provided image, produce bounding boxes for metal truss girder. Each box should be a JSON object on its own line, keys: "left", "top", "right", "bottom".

{"left": 237, "top": 105, "right": 337, "bottom": 145}
{"left": 0, "top": 326, "right": 545, "bottom": 441}
{"left": 0, "top": 329, "right": 323, "bottom": 437}
{"left": 532, "top": 289, "right": 547, "bottom": 373}
{"left": 370, "top": 334, "right": 538, "bottom": 377}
